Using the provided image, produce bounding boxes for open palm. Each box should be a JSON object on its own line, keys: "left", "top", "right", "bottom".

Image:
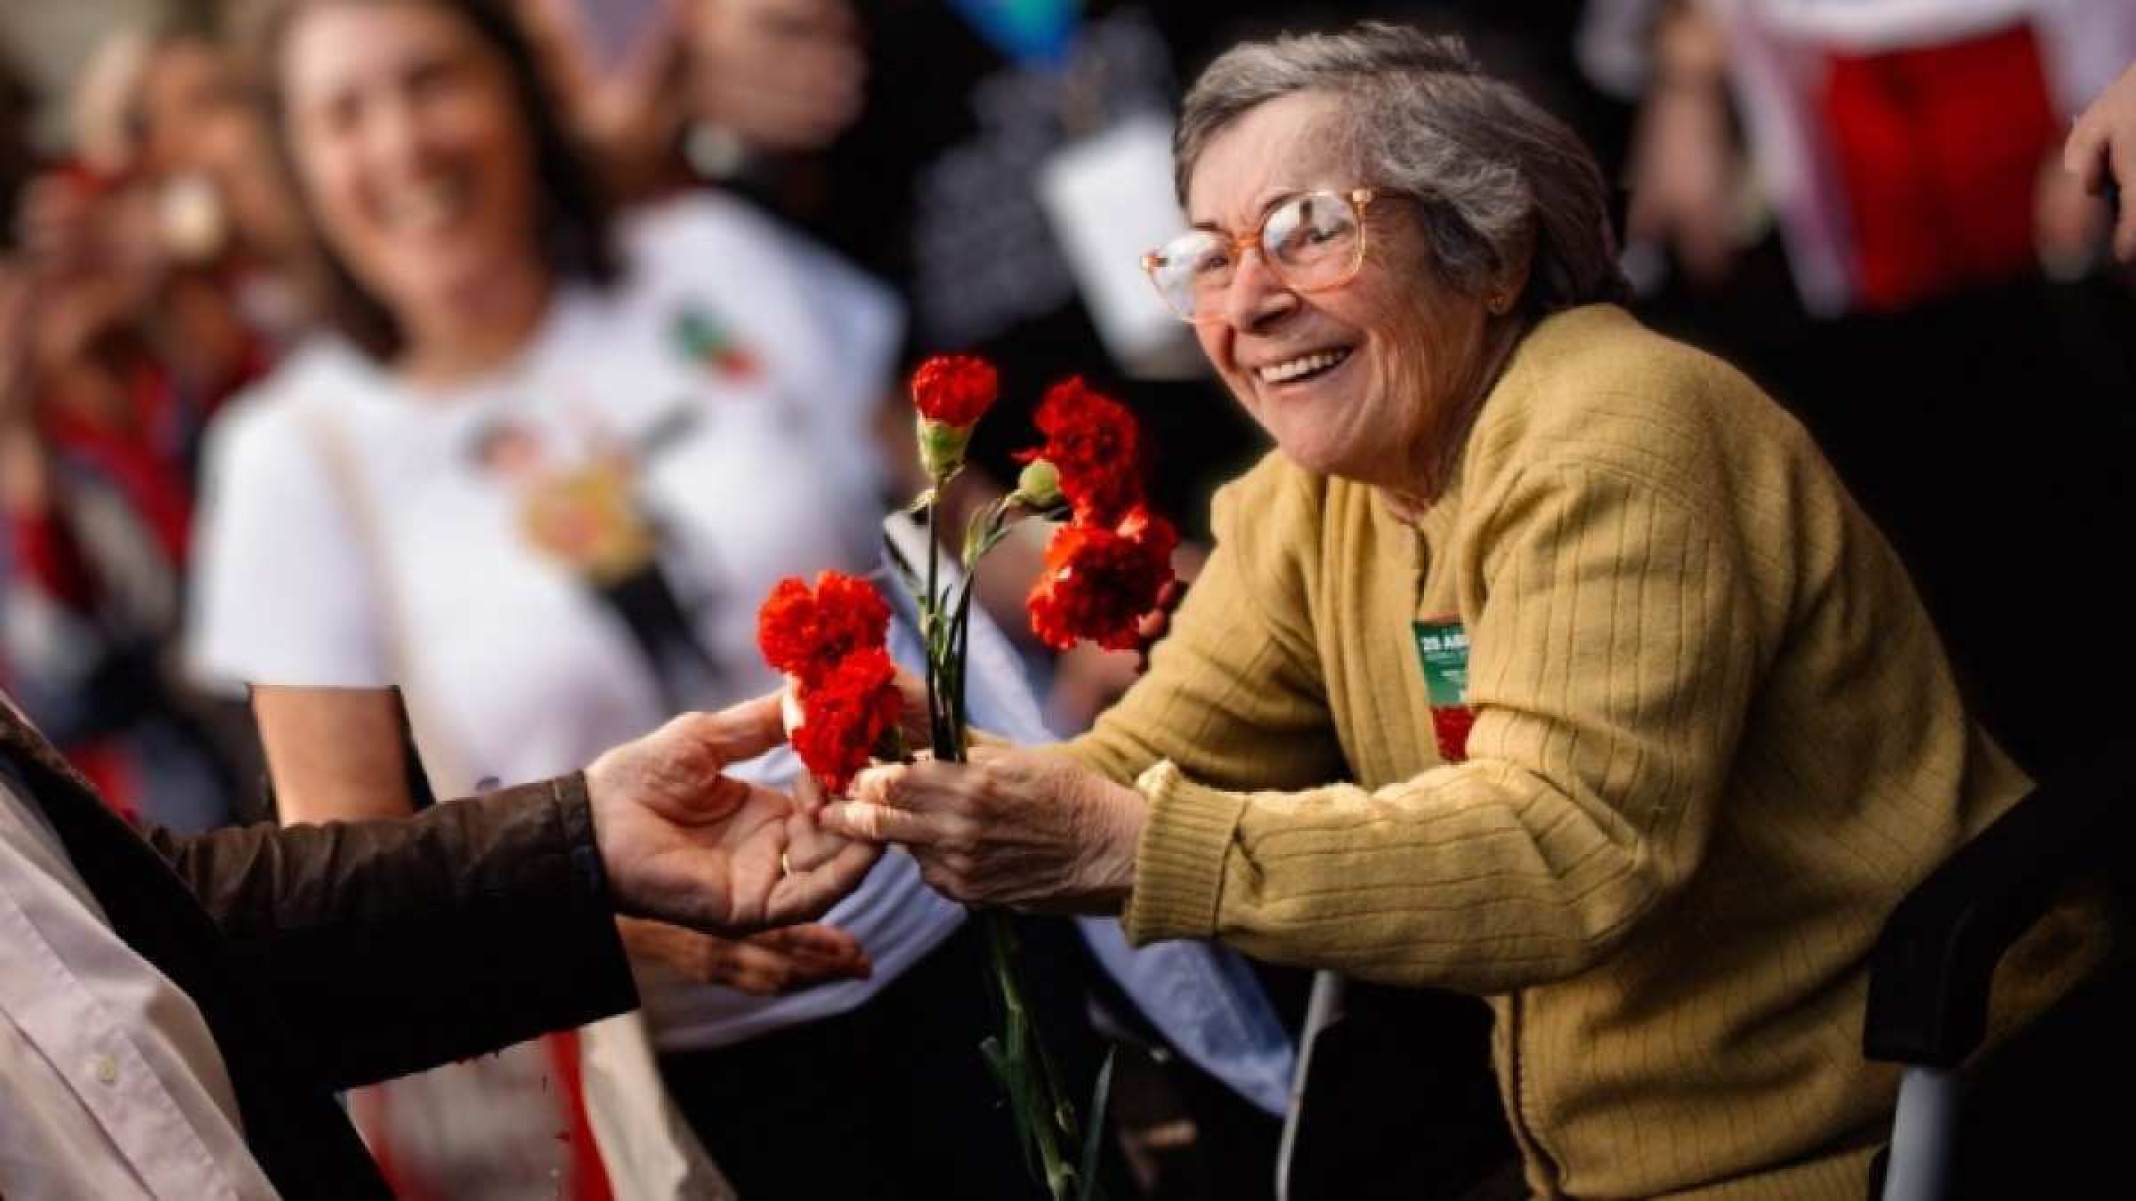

{"left": 587, "top": 696, "right": 880, "bottom": 934}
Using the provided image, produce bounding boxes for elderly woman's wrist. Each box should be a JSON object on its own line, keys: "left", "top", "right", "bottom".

{"left": 1119, "top": 762, "right": 1250, "bottom": 944}
{"left": 1090, "top": 778, "right": 1148, "bottom": 912}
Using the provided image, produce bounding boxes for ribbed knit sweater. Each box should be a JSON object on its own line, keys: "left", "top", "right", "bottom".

{"left": 1069, "top": 305, "right": 2095, "bottom": 1199}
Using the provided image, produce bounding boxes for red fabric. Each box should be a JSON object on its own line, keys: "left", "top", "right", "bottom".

{"left": 1821, "top": 24, "right": 2061, "bottom": 312}
{"left": 65, "top": 742, "right": 139, "bottom": 824}
{"left": 1429, "top": 706, "right": 1475, "bottom": 764}
{"left": 355, "top": 1034, "right": 614, "bottom": 1201}
{"left": 543, "top": 1030, "right": 615, "bottom": 1201}
{"left": 9, "top": 508, "right": 98, "bottom": 610}
{"left": 40, "top": 369, "right": 196, "bottom": 568}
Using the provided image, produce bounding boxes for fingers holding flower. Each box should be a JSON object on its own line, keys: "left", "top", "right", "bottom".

{"left": 820, "top": 746, "right": 1145, "bottom": 913}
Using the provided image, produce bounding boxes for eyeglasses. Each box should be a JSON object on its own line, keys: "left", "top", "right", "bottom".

{"left": 1142, "top": 188, "right": 1381, "bottom": 324}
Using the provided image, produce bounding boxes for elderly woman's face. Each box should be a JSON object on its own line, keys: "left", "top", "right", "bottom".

{"left": 1185, "top": 91, "right": 1490, "bottom": 491}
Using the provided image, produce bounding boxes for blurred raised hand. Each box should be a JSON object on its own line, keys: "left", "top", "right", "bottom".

{"left": 1624, "top": 2, "right": 1741, "bottom": 288}
{"left": 2065, "top": 62, "right": 2136, "bottom": 265}
{"left": 685, "top": 0, "right": 866, "bottom": 154}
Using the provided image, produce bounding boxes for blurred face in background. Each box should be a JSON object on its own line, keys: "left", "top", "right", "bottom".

{"left": 279, "top": 0, "right": 543, "bottom": 330}
{"left": 137, "top": 39, "right": 244, "bottom": 177}
{"left": 138, "top": 37, "right": 305, "bottom": 262}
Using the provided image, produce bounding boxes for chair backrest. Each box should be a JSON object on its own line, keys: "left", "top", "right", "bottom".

{"left": 1865, "top": 747, "right": 2136, "bottom": 1201}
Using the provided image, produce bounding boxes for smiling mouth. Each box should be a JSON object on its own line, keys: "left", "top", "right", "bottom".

{"left": 1257, "top": 347, "right": 1354, "bottom": 386}
{"left": 381, "top": 177, "right": 471, "bottom": 235}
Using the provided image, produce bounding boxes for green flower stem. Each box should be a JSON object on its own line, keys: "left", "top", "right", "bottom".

{"left": 916, "top": 485, "right": 1095, "bottom": 1199}
{"left": 923, "top": 494, "right": 955, "bottom": 760}
{"left": 985, "top": 908, "right": 1078, "bottom": 1200}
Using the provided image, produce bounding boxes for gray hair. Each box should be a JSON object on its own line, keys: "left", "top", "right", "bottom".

{"left": 1176, "top": 23, "right": 1628, "bottom": 316}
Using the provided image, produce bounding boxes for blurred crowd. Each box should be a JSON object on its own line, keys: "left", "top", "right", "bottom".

{"left": 0, "top": 0, "right": 2131, "bottom": 1198}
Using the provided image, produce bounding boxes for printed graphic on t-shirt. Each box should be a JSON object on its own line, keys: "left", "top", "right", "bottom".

{"left": 465, "top": 411, "right": 728, "bottom": 709}
{"left": 669, "top": 303, "right": 762, "bottom": 382}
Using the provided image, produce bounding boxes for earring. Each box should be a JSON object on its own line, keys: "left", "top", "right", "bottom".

{"left": 1487, "top": 292, "right": 1513, "bottom": 316}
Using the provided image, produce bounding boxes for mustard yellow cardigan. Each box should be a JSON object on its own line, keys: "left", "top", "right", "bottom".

{"left": 1069, "top": 305, "right": 2095, "bottom": 1199}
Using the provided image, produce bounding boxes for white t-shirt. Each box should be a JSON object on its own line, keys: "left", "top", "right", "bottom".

{"left": 186, "top": 193, "right": 963, "bottom": 1051}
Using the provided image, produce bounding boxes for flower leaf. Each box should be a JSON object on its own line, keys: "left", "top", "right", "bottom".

{"left": 1074, "top": 1047, "right": 1118, "bottom": 1201}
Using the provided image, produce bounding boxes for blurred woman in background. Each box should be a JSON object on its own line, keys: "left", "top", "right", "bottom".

{"left": 187, "top": 0, "right": 1102, "bottom": 1196}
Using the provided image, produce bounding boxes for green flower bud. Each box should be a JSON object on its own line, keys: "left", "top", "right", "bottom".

{"left": 917, "top": 415, "right": 971, "bottom": 481}
{"left": 1013, "top": 459, "right": 1063, "bottom": 509}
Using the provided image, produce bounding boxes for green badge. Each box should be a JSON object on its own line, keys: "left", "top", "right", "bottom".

{"left": 1412, "top": 618, "right": 1476, "bottom": 763}
{"left": 1411, "top": 619, "right": 1470, "bottom": 707}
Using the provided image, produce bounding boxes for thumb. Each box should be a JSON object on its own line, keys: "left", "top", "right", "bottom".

{"left": 679, "top": 693, "right": 787, "bottom": 766}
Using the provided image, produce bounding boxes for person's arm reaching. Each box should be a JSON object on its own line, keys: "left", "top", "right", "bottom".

{"left": 142, "top": 694, "right": 878, "bottom": 1089}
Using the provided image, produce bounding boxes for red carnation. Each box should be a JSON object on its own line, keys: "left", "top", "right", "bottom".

{"left": 790, "top": 646, "right": 902, "bottom": 794}
{"left": 911, "top": 354, "right": 999, "bottom": 427}
{"left": 1015, "top": 377, "right": 1143, "bottom": 526}
{"left": 1027, "top": 506, "right": 1179, "bottom": 652}
{"left": 756, "top": 571, "right": 892, "bottom": 688}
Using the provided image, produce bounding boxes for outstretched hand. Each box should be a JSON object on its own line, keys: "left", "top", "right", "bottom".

{"left": 587, "top": 695, "right": 880, "bottom": 934}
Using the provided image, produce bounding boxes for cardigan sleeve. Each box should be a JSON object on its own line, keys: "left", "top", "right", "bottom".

{"left": 1122, "top": 462, "right": 1763, "bottom": 995}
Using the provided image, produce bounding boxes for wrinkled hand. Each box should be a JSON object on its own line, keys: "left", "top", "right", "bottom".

{"left": 819, "top": 746, "right": 1144, "bottom": 913}
{"left": 618, "top": 916, "right": 872, "bottom": 995}
{"left": 587, "top": 696, "right": 881, "bottom": 933}
{"left": 2065, "top": 62, "right": 2136, "bottom": 264}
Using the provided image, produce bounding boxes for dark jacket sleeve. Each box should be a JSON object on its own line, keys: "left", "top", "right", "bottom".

{"left": 140, "top": 774, "right": 638, "bottom": 1091}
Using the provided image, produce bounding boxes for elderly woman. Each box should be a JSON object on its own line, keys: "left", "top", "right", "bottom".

{"left": 823, "top": 23, "right": 2102, "bottom": 1201}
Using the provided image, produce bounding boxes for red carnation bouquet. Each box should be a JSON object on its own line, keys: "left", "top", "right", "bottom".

{"left": 909, "top": 361, "right": 1176, "bottom": 1201}
{"left": 756, "top": 571, "right": 902, "bottom": 794}
{"left": 755, "top": 355, "right": 1174, "bottom": 1200}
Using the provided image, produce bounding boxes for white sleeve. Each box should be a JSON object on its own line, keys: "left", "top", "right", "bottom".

{"left": 184, "top": 393, "right": 394, "bottom": 692}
